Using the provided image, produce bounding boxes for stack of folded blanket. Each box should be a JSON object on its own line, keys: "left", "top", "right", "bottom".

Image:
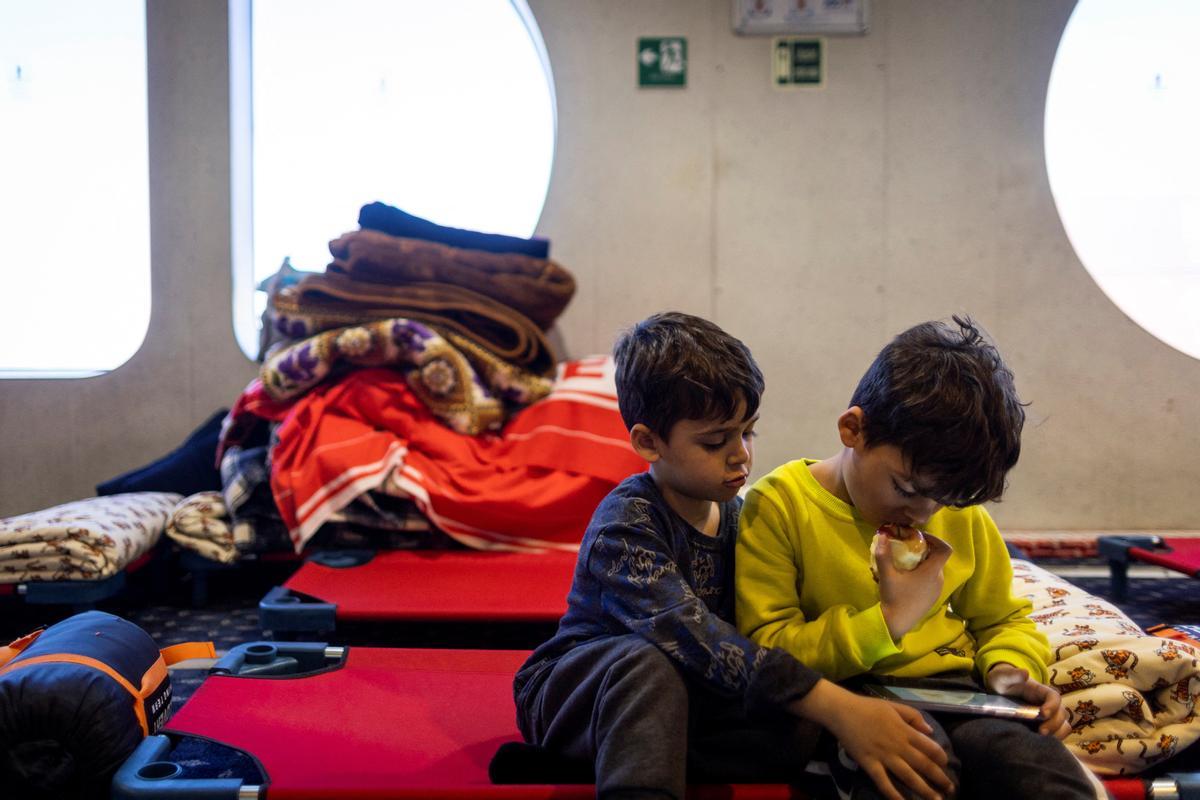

{"left": 83, "top": 206, "right": 649, "bottom": 564}
{"left": 259, "top": 202, "right": 575, "bottom": 435}
{"left": 202, "top": 204, "right": 644, "bottom": 558}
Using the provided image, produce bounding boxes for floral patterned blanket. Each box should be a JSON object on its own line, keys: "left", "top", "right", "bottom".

{"left": 261, "top": 317, "right": 552, "bottom": 436}
{"left": 0, "top": 493, "right": 179, "bottom": 582}
{"left": 1014, "top": 558, "right": 1200, "bottom": 775}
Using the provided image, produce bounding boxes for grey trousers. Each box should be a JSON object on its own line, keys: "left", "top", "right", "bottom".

{"left": 838, "top": 674, "right": 1097, "bottom": 800}
{"left": 936, "top": 713, "right": 1096, "bottom": 800}
{"left": 515, "top": 634, "right": 822, "bottom": 799}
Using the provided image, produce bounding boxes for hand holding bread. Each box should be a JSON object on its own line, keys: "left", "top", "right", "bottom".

{"left": 873, "top": 528, "right": 953, "bottom": 641}
{"left": 869, "top": 523, "right": 929, "bottom": 580}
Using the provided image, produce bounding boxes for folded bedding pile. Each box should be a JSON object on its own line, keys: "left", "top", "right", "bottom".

{"left": 217, "top": 355, "right": 642, "bottom": 555}
{"left": 166, "top": 203, "right": 646, "bottom": 560}
{"left": 74, "top": 207, "right": 645, "bottom": 568}
{"left": 1015, "top": 558, "right": 1200, "bottom": 776}
{"left": 0, "top": 493, "right": 179, "bottom": 583}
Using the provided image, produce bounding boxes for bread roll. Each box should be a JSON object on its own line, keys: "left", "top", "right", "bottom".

{"left": 869, "top": 524, "right": 928, "bottom": 580}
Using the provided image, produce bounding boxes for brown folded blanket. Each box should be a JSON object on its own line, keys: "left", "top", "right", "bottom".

{"left": 271, "top": 272, "right": 557, "bottom": 376}
{"left": 327, "top": 229, "right": 575, "bottom": 330}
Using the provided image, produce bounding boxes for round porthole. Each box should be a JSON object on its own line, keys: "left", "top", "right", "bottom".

{"left": 1045, "top": 0, "right": 1200, "bottom": 359}
{"left": 232, "top": 0, "right": 557, "bottom": 358}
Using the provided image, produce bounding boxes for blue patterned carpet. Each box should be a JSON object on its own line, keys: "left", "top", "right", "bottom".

{"left": 1062, "top": 575, "right": 1200, "bottom": 629}
{"left": 1027, "top": 554, "right": 1200, "bottom": 629}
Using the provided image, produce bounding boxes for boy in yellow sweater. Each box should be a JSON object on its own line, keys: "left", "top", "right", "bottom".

{"left": 736, "top": 317, "right": 1097, "bottom": 799}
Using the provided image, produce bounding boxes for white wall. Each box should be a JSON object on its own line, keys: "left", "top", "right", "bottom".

{"left": 2, "top": 0, "right": 1196, "bottom": 530}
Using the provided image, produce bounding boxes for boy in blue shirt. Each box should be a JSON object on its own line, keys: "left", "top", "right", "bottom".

{"left": 510, "top": 312, "right": 954, "bottom": 800}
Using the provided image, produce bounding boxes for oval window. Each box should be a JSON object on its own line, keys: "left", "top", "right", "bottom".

{"left": 0, "top": 0, "right": 150, "bottom": 377}
{"left": 1045, "top": 0, "right": 1200, "bottom": 360}
{"left": 230, "top": 0, "right": 557, "bottom": 358}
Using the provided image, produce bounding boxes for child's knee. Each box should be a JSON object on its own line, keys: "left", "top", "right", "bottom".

{"left": 617, "top": 639, "right": 684, "bottom": 684}
{"left": 605, "top": 638, "right": 688, "bottom": 707}
{"left": 949, "top": 718, "right": 1093, "bottom": 798}
{"left": 917, "top": 709, "right": 953, "bottom": 750}
{"left": 950, "top": 717, "right": 1060, "bottom": 765}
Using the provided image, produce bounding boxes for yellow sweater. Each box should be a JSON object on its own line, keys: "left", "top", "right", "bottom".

{"left": 736, "top": 459, "right": 1050, "bottom": 684}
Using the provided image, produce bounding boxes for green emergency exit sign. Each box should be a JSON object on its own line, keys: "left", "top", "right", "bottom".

{"left": 774, "top": 37, "right": 823, "bottom": 87}
{"left": 638, "top": 37, "right": 687, "bottom": 87}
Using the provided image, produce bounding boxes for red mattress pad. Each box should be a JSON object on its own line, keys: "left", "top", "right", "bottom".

{"left": 165, "top": 647, "right": 801, "bottom": 799}
{"left": 282, "top": 549, "right": 578, "bottom": 622}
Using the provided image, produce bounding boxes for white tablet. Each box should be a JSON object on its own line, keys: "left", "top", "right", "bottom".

{"left": 861, "top": 682, "right": 1044, "bottom": 721}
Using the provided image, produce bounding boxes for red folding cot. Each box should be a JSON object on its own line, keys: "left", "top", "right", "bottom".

{"left": 0, "top": 548, "right": 163, "bottom": 609}
{"left": 108, "top": 534, "right": 1200, "bottom": 799}
{"left": 1098, "top": 535, "right": 1200, "bottom": 600}
{"left": 110, "top": 641, "right": 1200, "bottom": 800}
{"left": 112, "top": 643, "right": 810, "bottom": 799}
{"left": 258, "top": 548, "right": 579, "bottom": 642}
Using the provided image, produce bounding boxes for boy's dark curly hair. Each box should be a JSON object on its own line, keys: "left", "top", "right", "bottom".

{"left": 850, "top": 316, "right": 1026, "bottom": 507}
{"left": 613, "top": 311, "right": 763, "bottom": 438}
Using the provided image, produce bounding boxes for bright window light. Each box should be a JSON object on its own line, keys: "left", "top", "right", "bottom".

{"left": 0, "top": 0, "right": 150, "bottom": 377}
{"left": 230, "top": 0, "right": 557, "bottom": 359}
{"left": 1045, "top": 0, "right": 1200, "bottom": 360}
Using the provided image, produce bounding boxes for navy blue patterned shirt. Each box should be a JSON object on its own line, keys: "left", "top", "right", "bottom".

{"left": 515, "top": 472, "right": 820, "bottom": 717}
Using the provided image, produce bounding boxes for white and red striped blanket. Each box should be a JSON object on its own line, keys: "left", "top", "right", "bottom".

{"left": 264, "top": 356, "right": 646, "bottom": 552}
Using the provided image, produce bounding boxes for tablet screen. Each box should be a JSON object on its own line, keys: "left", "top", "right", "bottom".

{"left": 862, "top": 683, "right": 1043, "bottom": 720}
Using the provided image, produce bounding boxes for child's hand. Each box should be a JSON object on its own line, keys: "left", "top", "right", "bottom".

{"left": 830, "top": 693, "right": 955, "bottom": 800}
{"left": 877, "top": 532, "right": 953, "bottom": 641}
{"left": 985, "top": 663, "right": 1071, "bottom": 738}
{"left": 794, "top": 681, "right": 954, "bottom": 800}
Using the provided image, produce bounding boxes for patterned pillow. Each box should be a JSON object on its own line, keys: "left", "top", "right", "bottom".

{"left": 0, "top": 492, "right": 181, "bottom": 582}
{"left": 1012, "top": 559, "right": 1200, "bottom": 775}
{"left": 165, "top": 491, "right": 244, "bottom": 565}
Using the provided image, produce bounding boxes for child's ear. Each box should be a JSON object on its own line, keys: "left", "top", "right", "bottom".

{"left": 629, "top": 423, "right": 662, "bottom": 462}
{"left": 837, "top": 407, "right": 867, "bottom": 448}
